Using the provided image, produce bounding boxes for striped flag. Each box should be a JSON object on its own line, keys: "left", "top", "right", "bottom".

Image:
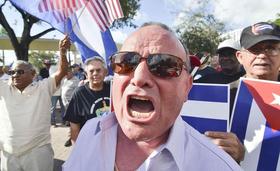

{"left": 38, "top": 0, "right": 83, "bottom": 23}
{"left": 10, "top": 0, "right": 123, "bottom": 71}
{"left": 180, "top": 83, "right": 230, "bottom": 133}
{"left": 37, "top": 0, "right": 123, "bottom": 31}
{"left": 230, "top": 78, "right": 280, "bottom": 171}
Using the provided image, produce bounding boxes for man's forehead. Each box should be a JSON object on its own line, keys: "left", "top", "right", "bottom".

{"left": 86, "top": 61, "right": 105, "bottom": 70}
{"left": 12, "top": 64, "right": 27, "bottom": 70}
{"left": 122, "top": 26, "right": 178, "bottom": 52}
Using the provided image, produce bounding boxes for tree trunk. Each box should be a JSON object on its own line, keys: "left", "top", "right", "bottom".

{"left": 15, "top": 43, "right": 29, "bottom": 61}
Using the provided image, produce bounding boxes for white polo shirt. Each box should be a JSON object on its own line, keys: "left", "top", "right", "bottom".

{"left": 0, "top": 77, "right": 57, "bottom": 156}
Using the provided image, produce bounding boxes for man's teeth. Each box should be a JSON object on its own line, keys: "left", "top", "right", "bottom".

{"left": 131, "top": 110, "right": 151, "bottom": 118}
{"left": 131, "top": 96, "right": 149, "bottom": 101}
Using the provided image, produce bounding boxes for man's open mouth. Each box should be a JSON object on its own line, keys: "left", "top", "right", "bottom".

{"left": 128, "top": 96, "right": 154, "bottom": 119}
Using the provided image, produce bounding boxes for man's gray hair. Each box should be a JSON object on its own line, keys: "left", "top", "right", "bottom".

{"left": 12, "top": 60, "right": 35, "bottom": 71}
{"left": 140, "top": 22, "right": 191, "bottom": 73}
{"left": 84, "top": 56, "right": 107, "bottom": 71}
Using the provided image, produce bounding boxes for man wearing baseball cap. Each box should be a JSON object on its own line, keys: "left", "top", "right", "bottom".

{"left": 196, "top": 38, "right": 245, "bottom": 84}
{"left": 236, "top": 21, "right": 280, "bottom": 81}
{"left": 205, "top": 22, "right": 280, "bottom": 164}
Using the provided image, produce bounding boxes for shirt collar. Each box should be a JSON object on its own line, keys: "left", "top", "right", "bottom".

{"left": 95, "top": 113, "right": 187, "bottom": 171}
{"left": 163, "top": 116, "right": 186, "bottom": 171}
{"left": 95, "top": 112, "right": 118, "bottom": 134}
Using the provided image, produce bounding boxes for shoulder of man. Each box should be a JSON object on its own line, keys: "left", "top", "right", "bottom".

{"left": 178, "top": 120, "right": 242, "bottom": 170}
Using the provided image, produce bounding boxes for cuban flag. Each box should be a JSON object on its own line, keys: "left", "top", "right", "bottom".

{"left": 180, "top": 83, "right": 230, "bottom": 133}
{"left": 230, "top": 78, "right": 280, "bottom": 171}
{"left": 9, "top": 0, "right": 123, "bottom": 74}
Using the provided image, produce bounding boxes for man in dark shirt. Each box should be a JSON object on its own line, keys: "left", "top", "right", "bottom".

{"left": 196, "top": 38, "right": 245, "bottom": 84}
{"left": 39, "top": 59, "right": 52, "bottom": 79}
{"left": 63, "top": 57, "right": 111, "bottom": 142}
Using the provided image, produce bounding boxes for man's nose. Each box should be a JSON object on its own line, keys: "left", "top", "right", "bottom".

{"left": 130, "top": 61, "right": 154, "bottom": 88}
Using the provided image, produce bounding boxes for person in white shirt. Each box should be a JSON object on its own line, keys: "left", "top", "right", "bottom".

{"left": 61, "top": 68, "right": 80, "bottom": 147}
{"left": 61, "top": 68, "right": 80, "bottom": 109}
{"left": 0, "top": 36, "right": 70, "bottom": 171}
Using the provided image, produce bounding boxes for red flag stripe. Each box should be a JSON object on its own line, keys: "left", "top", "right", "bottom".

{"left": 85, "top": 0, "right": 109, "bottom": 31}
{"left": 39, "top": 0, "right": 82, "bottom": 12}
{"left": 83, "top": 0, "right": 123, "bottom": 31}
{"left": 39, "top": 0, "right": 49, "bottom": 12}
{"left": 104, "top": 0, "right": 114, "bottom": 24}
{"left": 96, "top": 0, "right": 111, "bottom": 25}
{"left": 61, "top": 0, "right": 66, "bottom": 10}
{"left": 38, "top": 0, "right": 123, "bottom": 29}
{"left": 105, "top": 0, "right": 123, "bottom": 21}
{"left": 66, "top": 0, "right": 70, "bottom": 8}
{"left": 53, "top": 0, "right": 59, "bottom": 10}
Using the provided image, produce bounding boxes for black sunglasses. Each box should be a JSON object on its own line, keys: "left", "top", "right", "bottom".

{"left": 110, "top": 52, "right": 188, "bottom": 78}
{"left": 8, "top": 69, "right": 26, "bottom": 76}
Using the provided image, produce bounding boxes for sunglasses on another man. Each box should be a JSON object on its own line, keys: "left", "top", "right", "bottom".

{"left": 8, "top": 69, "right": 26, "bottom": 76}
{"left": 110, "top": 52, "right": 188, "bottom": 78}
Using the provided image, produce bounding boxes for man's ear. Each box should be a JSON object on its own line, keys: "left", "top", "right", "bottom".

{"left": 104, "top": 68, "right": 108, "bottom": 76}
{"left": 31, "top": 70, "right": 36, "bottom": 79}
{"left": 236, "top": 50, "right": 243, "bottom": 64}
{"left": 184, "top": 74, "right": 193, "bottom": 102}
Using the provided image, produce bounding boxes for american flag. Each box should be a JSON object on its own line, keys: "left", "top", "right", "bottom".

{"left": 38, "top": 0, "right": 123, "bottom": 31}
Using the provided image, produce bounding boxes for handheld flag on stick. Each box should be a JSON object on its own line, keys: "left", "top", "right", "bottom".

{"left": 10, "top": 0, "right": 124, "bottom": 74}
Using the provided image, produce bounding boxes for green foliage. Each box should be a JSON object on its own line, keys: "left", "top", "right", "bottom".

{"left": 28, "top": 51, "right": 56, "bottom": 71}
{"left": 177, "top": 12, "right": 225, "bottom": 55}
{"left": 274, "top": 13, "right": 280, "bottom": 26}
{"left": 112, "top": 0, "right": 140, "bottom": 28}
{"left": 176, "top": 1, "right": 225, "bottom": 55}
{"left": 0, "top": 27, "right": 7, "bottom": 36}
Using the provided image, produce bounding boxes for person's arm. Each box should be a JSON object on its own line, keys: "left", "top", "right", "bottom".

{"left": 205, "top": 131, "right": 245, "bottom": 163}
{"left": 54, "top": 35, "right": 71, "bottom": 87}
{"left": 70, "top": 122, "right": 81, "bottom": 142}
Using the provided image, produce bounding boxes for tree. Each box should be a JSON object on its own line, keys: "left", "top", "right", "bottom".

{"left": 176, "top": 1, "right": 225, "bottom": 55}
{"left": 29, "top": 51, "right": 56, "bottom": 71}
{"left": 0, "top": 26, "right": 7, "bottom": 35}
{"left": 0, "top": 0, "right": 140, "bottom": 62}
{"left": 0, "top": 0, "right": 55, "bottom": 61}
{"left": 274, "top": 13, "right": 280, "bottom": 26}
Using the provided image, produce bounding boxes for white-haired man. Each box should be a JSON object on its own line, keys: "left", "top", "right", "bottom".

{"left": 0, "top": 36, "right": 70, "bottom": 171}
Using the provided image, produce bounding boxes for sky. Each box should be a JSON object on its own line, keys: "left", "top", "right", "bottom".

{"left": 110, "top": 0, "right": 280, "bottom": 43}
{"left": 1, "top": 0, "right": 280, "bottom": 64}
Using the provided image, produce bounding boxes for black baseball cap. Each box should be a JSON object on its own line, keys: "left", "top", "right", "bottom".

{"left": 240, "top": 22, "right": 280, "bottom": 49}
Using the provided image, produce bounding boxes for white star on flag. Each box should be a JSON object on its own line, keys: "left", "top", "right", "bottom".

{"left": 270, "top": 93, "right": 280, "bottom": 105}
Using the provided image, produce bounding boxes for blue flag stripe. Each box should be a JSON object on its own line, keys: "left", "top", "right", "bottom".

{"left": 10, "top": 0, "right": 118, "bottom": 69}
{"left": 181, "top": 116, "right": 227, "bottom": 134}
{"left": 188, "top": 84, "right": 228, "bottom": 102}
{"left": 257, "top": 123, "right": 280, "bottom": 171}
{"left": 230, "top": 81, "right": 253, "bottom": 143}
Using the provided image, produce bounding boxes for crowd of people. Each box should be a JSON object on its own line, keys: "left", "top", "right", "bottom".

{"left": 0, "top": 21, "right": 279, "bottom": 171}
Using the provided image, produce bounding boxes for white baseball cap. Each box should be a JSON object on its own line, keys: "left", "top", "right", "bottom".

{"left": 217, "top": 38, "right": 241, "bottom": 52}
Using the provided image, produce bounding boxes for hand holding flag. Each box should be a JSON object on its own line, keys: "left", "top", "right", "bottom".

{"left": 10, "top": 0, "right": 124, "bottom": 71}
{"left": 230, "top": 78, "right": 280, "bottom": 171}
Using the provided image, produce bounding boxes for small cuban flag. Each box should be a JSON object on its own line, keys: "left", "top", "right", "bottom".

{"left": 180, "top": 83, "right": 230, "bottom": 133}
{"left": 230, "top": 78, "right": 280, "bottom": 171}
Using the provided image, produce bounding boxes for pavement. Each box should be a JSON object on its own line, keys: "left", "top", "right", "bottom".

{"left": 51, "top": 124, "right": 73, "bottom": 171}
{"left": 51, "top": 108, "right": 73, "bottom": 171}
